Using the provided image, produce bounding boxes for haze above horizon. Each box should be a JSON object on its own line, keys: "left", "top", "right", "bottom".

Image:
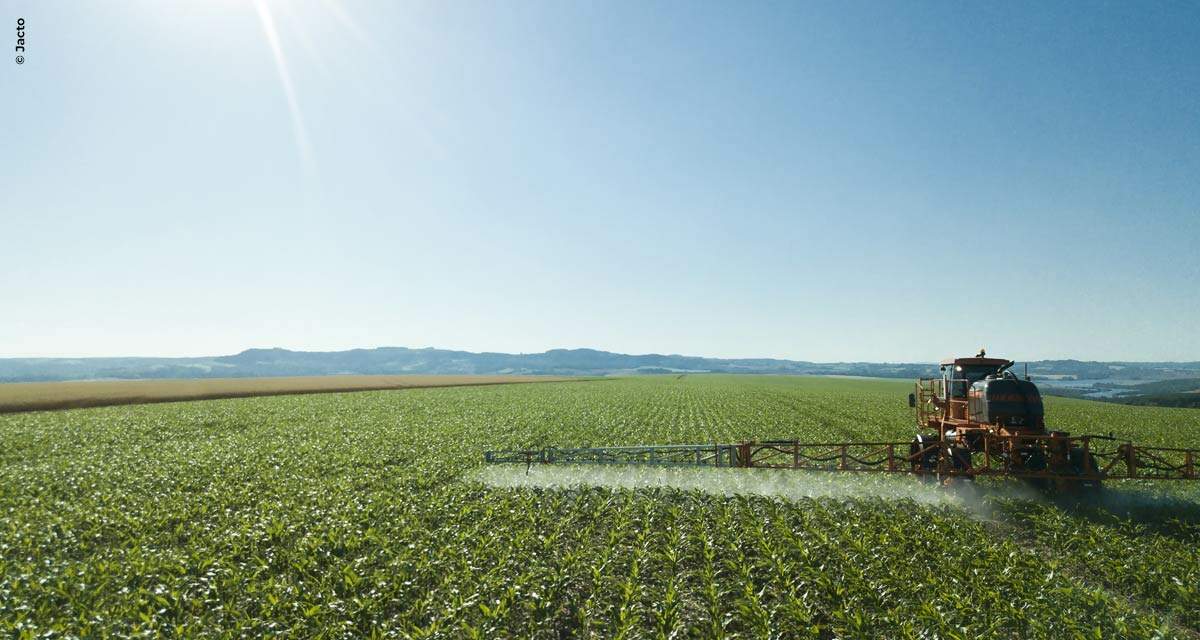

{"left": 4, "top": 345, "right": 1198, "bottom": 367}
{"left": 3, "top": 1, "right": 1197, "bottom": 362}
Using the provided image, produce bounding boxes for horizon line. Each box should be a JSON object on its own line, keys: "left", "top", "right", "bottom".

{"left": 2, "top": 346, "right": 1199, "bottom": 366}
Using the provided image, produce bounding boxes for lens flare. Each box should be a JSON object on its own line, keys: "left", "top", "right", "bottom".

{"left": 251, "top": 0, "right": 315, "bottom": 174}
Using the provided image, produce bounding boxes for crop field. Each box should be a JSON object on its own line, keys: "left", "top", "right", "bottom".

{"left": 2, "top": 375, "right": 1198, "bottom": 638}
{"left": 0, "top": 375, "right": 571, "bottom": 414}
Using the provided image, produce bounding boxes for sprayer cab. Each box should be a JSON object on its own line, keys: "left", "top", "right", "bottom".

{"left": 919, "top": 356, "right": 1044, "bottom": 431}
{"left": 937, "top": 357, "right": 1016, "bottom": 414}
{"left": 913, "top": 358, "right": 1033, "bottom": 426}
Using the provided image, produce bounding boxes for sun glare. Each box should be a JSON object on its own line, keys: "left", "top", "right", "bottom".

{"left": 244, "top": 0, "right": 372, "bottom": 174}
{"left": 250, "top": 0, "right": 314, "bottom": 174}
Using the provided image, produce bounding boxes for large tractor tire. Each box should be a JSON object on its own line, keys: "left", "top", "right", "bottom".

{"left": 910, "top": 435, "right": 939, "bottom": 482}
{"left": 1018, "top": 447, "right": 1049, "bottom": 491}
{"left": 949, "top": 445, "right": 973, "bottom": 482}
{"left": 1068, "top": 446, "right": 1103, "bottom": 491}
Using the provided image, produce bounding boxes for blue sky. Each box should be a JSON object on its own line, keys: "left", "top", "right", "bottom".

{"left": 2, "top": 1, "right": 1197, "bottom": 362}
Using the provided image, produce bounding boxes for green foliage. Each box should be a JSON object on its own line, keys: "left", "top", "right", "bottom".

{"left": 1, "top": 375, "right": 1197, "bottom": 638}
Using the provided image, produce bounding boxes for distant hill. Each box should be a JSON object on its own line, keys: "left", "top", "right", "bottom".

{"left": 2, "top": 347, "right": 1199, "bottom": 384}
{"left": 1047, "top": 377, "right": 1200, "bottom": 408}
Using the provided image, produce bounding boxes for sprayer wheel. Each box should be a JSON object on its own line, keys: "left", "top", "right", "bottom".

{"left": 949, "top": 446, "right": 973, "bottom": 482}
{"left": 1068, "top": 447, "right": 1103, "bottom": 491}
{"left": 1018, "top": 448, "right": 1049, "bottom": 491}
{"left": 910, "top": 435, "right": 939, "bottom": 481}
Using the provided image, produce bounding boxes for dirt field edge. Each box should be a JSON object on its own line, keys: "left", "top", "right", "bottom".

{"left": 0, "top": 375, "right": 585, "bottom": 414}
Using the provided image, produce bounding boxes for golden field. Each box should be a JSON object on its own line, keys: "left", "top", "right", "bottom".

{"left": 0, "top": 375, "right": 573, "bottom": 413}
